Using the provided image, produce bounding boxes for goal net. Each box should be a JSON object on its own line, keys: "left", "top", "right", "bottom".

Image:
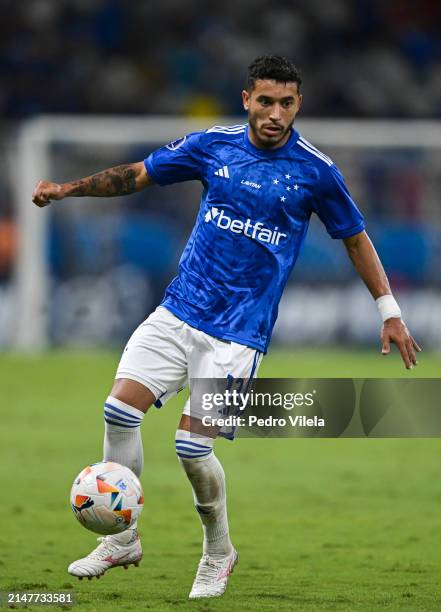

{"left": 11, "top": 117, "right": 441, "bottom": 350}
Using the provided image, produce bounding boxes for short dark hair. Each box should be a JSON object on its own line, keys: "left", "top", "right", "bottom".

{"left": 247, "top": 55, "right": 302, "bottom": 92}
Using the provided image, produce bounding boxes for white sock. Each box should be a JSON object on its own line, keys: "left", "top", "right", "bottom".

{"left": 111, "top": 525, "right": 140, "bottom": 545}
{"left": 103, "top": 395, "right": 144, "bottom": 542}
{"left": 176, "top": 429, "right": 233, "bottom": 558}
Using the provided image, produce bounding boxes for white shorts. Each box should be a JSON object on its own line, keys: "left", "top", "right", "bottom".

{"left": 116, "top": 306, "right": 263, "bottom": 435}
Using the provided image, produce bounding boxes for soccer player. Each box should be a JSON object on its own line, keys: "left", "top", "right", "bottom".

{"left": 32, "top": 55, "right": 421, "bottom": 598}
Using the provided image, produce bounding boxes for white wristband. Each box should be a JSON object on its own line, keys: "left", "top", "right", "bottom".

{"left": 376, "top": 294, "right": 401, "bottom": 323}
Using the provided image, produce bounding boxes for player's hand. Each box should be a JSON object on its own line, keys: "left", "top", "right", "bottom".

{"left": 32, "top": 180, "right": 65, "bottom": 207}
{"left": 381, "top": 318, "right": 422, "bottom": 369}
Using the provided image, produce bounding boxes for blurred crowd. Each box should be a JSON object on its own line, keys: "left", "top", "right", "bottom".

{"left": 1, "top": 0, "right": 441, "bottom": 118}
{"left": 0, "top": 0, "right": 440, "bottom": 304}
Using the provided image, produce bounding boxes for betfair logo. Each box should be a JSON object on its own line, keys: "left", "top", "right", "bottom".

{"left": 204, "top": 207, "right": 287, "bottom": 246}
{"left": 204, "top": 207, "right": 220, "bottom": 222}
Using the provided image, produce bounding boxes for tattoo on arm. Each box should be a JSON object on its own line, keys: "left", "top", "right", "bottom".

{"left": 65, "top": 164, "right": 139, "bottom": 197}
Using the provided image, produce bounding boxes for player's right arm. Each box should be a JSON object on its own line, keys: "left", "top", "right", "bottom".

{"left": 32, "top": 161, "right": 152, "bottom": 207}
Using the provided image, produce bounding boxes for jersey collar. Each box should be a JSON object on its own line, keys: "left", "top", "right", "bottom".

{"left": 243, "top": 125, "right": 299, "bottom": 156}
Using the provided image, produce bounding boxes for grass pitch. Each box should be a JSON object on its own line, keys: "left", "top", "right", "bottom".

{"left": 1, "top": 348, "right": 441, "bottom": 611}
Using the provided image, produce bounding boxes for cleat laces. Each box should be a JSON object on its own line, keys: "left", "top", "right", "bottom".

{"left": 195, "top": 555, "right": 226, "bottom": 585}
{"left": 88, "top": 536, "right": 120, "bottom": 561}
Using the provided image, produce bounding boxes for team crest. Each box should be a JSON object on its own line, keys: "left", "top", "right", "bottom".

{"left": 166, "top": 136, "right": 187, "bottom": 151}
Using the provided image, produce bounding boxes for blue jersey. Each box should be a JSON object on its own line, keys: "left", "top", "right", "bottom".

{"left": 144, "top": 124, "right": 364, "bottom": 353}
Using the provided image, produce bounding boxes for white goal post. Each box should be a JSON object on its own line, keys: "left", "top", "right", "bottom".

{"left": 13, "top": 116, "right": 441, "bottom": 350}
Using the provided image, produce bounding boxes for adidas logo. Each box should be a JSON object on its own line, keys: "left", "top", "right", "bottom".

{"left": 214, "top": 166, "right": 230, "bottom": 179}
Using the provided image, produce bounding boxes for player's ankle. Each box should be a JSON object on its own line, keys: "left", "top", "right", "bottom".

{"left": 204, "top": 534, "right": 233, "bottom": 558}
{"left": 110, "top": 527, "right": 138, "bottom": 545}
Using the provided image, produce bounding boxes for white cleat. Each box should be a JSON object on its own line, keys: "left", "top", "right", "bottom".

{"left": 189, "top": 549, "right": 238, "bottom": 599}
{"left": 68, "top": 532, "right": 142, "bottom": 580}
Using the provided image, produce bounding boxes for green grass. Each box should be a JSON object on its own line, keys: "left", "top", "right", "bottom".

{"left": 1, "top": 348, "right": 441, "bottom": 611}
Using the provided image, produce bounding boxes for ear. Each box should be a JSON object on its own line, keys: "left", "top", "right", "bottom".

{"left": 297, "top": 94, "right": 303, "bottom": 110}
{"left": 242, "top": 89, "right": 250, "bottom": 111}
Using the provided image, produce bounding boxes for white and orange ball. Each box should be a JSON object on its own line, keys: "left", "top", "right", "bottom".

{"left": 70, "top": 461, "right": 144, "bottom": 535}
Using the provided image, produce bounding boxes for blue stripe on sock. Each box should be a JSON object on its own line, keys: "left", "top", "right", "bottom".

{"left": 176, "top": 448, "right": 213, "bottom": 459}
{"left": 104, "top": 402, "right": 142, "bottom": 422}
{"left": 175, "top": 442, "right": 211, "bottom": 451}
{"left": 104, "top": 410, "right": 141, "bottom": 425}
{"left": 175, "top": 440, "right": 211, "bottom": 450}
{"left": 104, "top": 417, "right": 141, "bottom": 429}
{"left": 176, "top": 447, "right": 212, "bottom": 457}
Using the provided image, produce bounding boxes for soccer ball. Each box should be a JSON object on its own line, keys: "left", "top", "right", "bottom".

{"left": 70, "top": 461, "right": 144, "bottom": 535}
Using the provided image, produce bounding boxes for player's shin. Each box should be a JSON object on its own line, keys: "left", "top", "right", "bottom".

{"left": 175, "top": 428, "right": 233, "bottom": 558}
{"left": 103, "top": 395, "right": 145, "bottom": 541}
{"left": 103, "top": 395, "right": 145, "bottom": 476}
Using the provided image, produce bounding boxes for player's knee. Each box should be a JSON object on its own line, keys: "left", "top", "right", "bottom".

{"left": 175, "top": 428, "right": 214, "bottom": 462}
{"left": 110, "top": 379, "right": 155, "bottom": 413}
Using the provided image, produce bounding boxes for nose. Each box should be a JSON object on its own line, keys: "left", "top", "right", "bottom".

{"left": 269, "top": 103, "right": 282, "bottom": 121}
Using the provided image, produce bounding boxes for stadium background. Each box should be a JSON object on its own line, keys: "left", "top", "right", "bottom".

{"left": 1, "top": 1, "right": 441, "bottom": 610}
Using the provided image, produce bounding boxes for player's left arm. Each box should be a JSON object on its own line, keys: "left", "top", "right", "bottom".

{"left": 343, "top": 230, "right": 422, "bottom": 369}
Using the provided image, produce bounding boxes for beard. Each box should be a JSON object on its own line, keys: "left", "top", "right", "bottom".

{"left": 248, "top": 114, "right": 294, "bottom": 149}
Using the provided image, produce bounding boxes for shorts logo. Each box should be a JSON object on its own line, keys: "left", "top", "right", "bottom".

{"left": 204, "top": 207, "right": 287, "bottom": 246}
{"left": 166, "top": 136, "right": 187, "bottom": 151}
